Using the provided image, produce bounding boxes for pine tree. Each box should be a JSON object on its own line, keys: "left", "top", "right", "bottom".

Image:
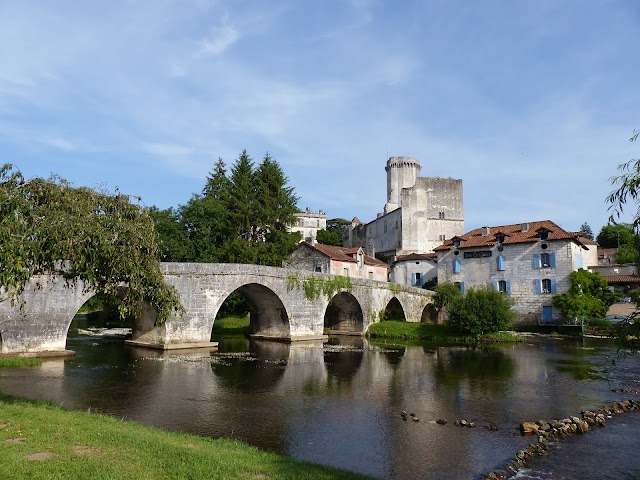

{"left": 579, "top": 222, "right": 594, "bottom": 240}
{"left": 203, "top": 157, "right": 231, "bottom": 201}
{"left": 228, "top": 150, "right": 257, "bottom": 242}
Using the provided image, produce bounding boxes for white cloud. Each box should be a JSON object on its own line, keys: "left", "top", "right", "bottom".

{"left": 198, "top": 23, "right": 239, "bottom": 56}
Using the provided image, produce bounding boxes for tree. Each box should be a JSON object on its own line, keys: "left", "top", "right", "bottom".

{"left": 552, "top": 270, "right": 620, "bottom": 320}
{"left": 446, "top": 287, "right": 514, "bottom": 337}
{"left": 148, "top": 206, "right": 193, "bottom": 262}
{"left": 579, "top": 222, "right": 594, "bottom": 240}
{"left": 316, "top": 218, "right": 350, "bottom": 246}
{"left": 0, "top": 164, "right": 182, "bottom": 323}
{"left": 596, "top": 223, "right": 635, "bottom": 248}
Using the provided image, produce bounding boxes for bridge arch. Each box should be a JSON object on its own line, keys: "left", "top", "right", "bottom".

{"left": 324, "top": 292, "right": 364, "bottom": 334}
{"left": 383, "top": 297, "right": 406, "bottom": 321}
{"left": 221, "top": 283, "right": 290, "bottom": 338}
{"left": 421, "top": 304, "right": 438, "bottom": 323}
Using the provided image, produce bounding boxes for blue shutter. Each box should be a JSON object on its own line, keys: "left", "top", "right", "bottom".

{"left": 533, "top": 254, "right": 540, "bottom": 269}
{"left": 460, "top": 281, "right": 465, "bottom": 294}
{"left": 506, "top": 280, "right": 512, "bottom": 294}
{"left": 492, "top": 280, "right": 499, "bottom": 291}
{"left": 497, "top": 255, "right": 506, "bottom": 271}
{"left": 535, "top": 279, "right": 542, "bottom": 294}
{"left": 549, "top": 253, "right": 556, "bottom": 269}
{"left": 453, "top": 258, "right": 461, "bottom": 273}
{"left": 551, "top": 279, "right": 557, "bottom": 294}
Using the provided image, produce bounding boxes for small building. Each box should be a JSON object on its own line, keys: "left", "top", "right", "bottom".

{"left": 283, "top": 242, "right": 389, "bottom": 282}
{"left": 390, "top": 253, "right": 437, "bottom": 288}
{"left": 289, "top": 208, "right": 327, "bottom": 243}
{"left": 434, "top": 220, "right": 598, "bottom": 324}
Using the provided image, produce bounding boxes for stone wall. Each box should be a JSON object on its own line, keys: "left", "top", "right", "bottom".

{"left": 391, "top": 259, "right": 437, "bottom": 287}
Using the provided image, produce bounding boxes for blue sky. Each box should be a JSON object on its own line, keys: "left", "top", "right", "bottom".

{"left": 2, "top": 1, "right": 639, "bottom": 237}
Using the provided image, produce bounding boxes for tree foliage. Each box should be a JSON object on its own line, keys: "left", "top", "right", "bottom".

{"left": 0, "top": 164, "right": 182, "bottom": 323}
{"left": 316, "top": 218, "right": 349, "bottom": 246}
{"left": 579, "top": 222, "right": 594, "bottom": 240}
{"left": 446, "top": 287, "right": 514, "bottom": 337}
{"left": 596, "top": 223, "right": 635, "bottom": 248}
{"left": 433, "top": 282, "right": 463, "bottom": 309}
{"left": 150, "top": 150, "right": 300, "bottom": 266}
{"left": 552, "top": 269, "right": 620, "bottom": 320}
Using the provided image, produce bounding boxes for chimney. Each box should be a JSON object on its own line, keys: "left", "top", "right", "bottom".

{"left": 481, "top": 226, "right": 490, "bottom": 236}
{"left": 521, "top": 223, "right": 529, "bottom": 233}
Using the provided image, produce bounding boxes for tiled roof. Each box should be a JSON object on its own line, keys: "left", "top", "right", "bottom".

{"left": 598, "top": 248, "right": 617, "bottom": 258}
{"left": 576, "top": 236, "right": 598, "bottom": 246}
{"left": 434, "top": 220, "right": 588, "bottom": 251}
{"left": 394, "top": 253, "right": 437, "bottom": 264}
{"left": 300, "top": 242, "right": 388, "bottom": 267}
{"left": 600, "top": 275, "right": 640, "bottom": 284}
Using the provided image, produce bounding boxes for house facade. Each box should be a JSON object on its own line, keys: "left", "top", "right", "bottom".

{"left": 434, "top": 220, "right": 598, "bottom": 324}
{"left": 289, "top": 208, "right": 327, "bottom": 243}
{"left": 283, "top": 242, "right": 389, "bottom": 282}
{"left": 390, "top": 253, "right": 437, "bottom": 288}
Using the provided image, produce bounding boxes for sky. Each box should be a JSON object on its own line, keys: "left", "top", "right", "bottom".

{"left": 2, "top": 0, "right": 639, "bottom": 237}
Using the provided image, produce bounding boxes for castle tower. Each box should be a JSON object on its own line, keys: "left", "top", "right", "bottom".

{"left": 384, "top": 156, "right": 421, "bottom": 214}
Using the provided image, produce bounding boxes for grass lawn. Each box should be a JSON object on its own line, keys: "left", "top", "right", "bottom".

{"left": 0, "top": 357, "right": 43, "bottom": 368}
{"left": 0, "top": 392, "right": 372, "bottom": 480}
{"left": 366, "top": 321, "right": 522, "bottom": 344}
{"left": 212, "top": 315, "right": 250, "bottom": 336}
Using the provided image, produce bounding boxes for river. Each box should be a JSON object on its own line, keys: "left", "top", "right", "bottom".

{"left": 1, "top": 317, "right": 639, "bottom": 479}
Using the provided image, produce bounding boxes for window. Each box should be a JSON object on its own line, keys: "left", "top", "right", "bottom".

{"left": 314, "top": 265, "right": 322, "bottom": 273}
{"left": 316, "top": 220, "right": 320, "bottom": 228}
{"left": 535, "top": 278, "right": 556, "bottom": 294}
{"left": 497, "top": 255, "right": 506, "bottom": 271}
{"left": 343, "top": 268, "right": 349, "bottom": 276}
{"left": 498, "top": 280, "right": 507, "bottom": 293}
{"left": 298, "top": 219, "right": 304, "bottom": 227}
{"left": 452, "top": 258, "right": 461, "bottom": 273}
{"left": 533, "top": 253, "right": 555, "bottom": 269}
{"left": 496, "top": 234, "right": 505, "bottom": 244}
{"left": 454, "top": 281, "right": 465, "bottom": 293}
{"left": 438, "top": 211, "right": 445, "bottom": 219}
{"left": 439, "top": 234, "right": 446, "bottom": 241}
{"left": 453, "top": 239, "right": 461, "bottom": 248}
{"left": 413, "top": 272, "right": 421, "bottom": 287}
{"left": 384, "top": 221, "right": 387, "bottom": 233}
{"left": 368, "top": 271, "right": 373, "bottom": 279}
{"left": 540, "top": 253, "right": 551, "bottom": 268}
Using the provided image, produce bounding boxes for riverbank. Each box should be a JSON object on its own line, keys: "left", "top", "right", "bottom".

{"left": 365, "top": 321, "right": 523, "bottom": 343}
{"left": 0, "top": 392, "right": 372, "bottom": 480}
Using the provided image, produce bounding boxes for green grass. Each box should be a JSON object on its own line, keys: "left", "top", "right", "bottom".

{"left": 212, "top": 315, "right": 250, "bottom": 336}
{"left": 366, "top": 321, "right": 522, "bottom": 344}
{"left": 0, "top": 357, "right": 43, "bottom": 368}
{"left": 0, "top": 392, "right": 373, "bottom": 480}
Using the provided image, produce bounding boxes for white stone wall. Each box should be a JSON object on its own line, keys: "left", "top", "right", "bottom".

{"left": 384, "top": 156, "right": 421, "bottom": 213}
{"left": 361, "top": 209, "right": 403, "bottom": 257}
{"left": 390, "top": 260, "right": 437, "bottom": 287}
{"left": 290, "top": 210, "right": 327, "bottom": 243}
{"left": 437, "top": 239, "right": 583, "bottom": 324}
{"left": 400, "top": 177, "right": 464, "bottom": 254}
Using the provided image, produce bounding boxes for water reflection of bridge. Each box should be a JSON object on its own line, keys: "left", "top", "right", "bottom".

{"left": 0, "top": 263, "right": 434, "bottom": 355}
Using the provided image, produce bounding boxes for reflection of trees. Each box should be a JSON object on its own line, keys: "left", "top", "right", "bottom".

{"left": 433, "top": 347, "right": 515, "bottom": 394}
{"left": 323, "top": 337, "right": 364, "bottom": 383}
{"left": 380, "top": 348, "right": 406, "bottom": 368}
{"left": 210, "top": 339, "right": 289, "bottom": 393}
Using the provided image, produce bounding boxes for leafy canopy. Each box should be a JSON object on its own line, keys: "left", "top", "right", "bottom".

{"left": 446, "top": 286, "right": 514, "bottom": 337}
{"left": 552, "top": 269, "right": 620, "bottom": 320}
{"left": 316, "top": 218, "right": 350, "bottom": 246}
{"left": 0, "top": 164, "right": 182, "bottom": 323}
{"left": 150, "top": 150, "right": 301, "bottom": 266}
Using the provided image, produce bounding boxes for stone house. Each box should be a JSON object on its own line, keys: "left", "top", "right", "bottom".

{"left": 434, "top": 220, "right": 598, "bottom": 324}
{"left": 343, "top": 156, "right": 464, "bottom": 259}
{"left": 283, "top": 242, "right": 389, "bottom": 282}
{"left": 289, "top": 208, "right": 327, "bottom": 243}
{"left": 390, "top": 253, "right": 437, "bottom": 288}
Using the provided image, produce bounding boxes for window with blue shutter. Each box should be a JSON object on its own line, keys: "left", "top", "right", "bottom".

{"left": 459, "top": 281, "right": 465, "bottom": 294}
{"left": 549, "top": 253, "right": 556, "bottom": 268}
{"left": 497, "top": 255, "right": 506, "bottom": 271}
{"left": 492, "top": 280, "right": 499, "bottom": 291}
{"left": 452, "top": 258, "right": 461, "bottom": 273}
{"left": 535, "top": 279, "right": 542, "bottom": 294}
{"left": 506, "top": 280, "right": 511, "bottom": 294}
{"left": 550, "top": 279, "right": 557, "bottom": 294}
{"left": 533, "top": 254, "right": 541, "bottom": 269}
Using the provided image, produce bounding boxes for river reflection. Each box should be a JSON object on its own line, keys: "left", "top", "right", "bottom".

{"left": 1, "top": 321, "right": 640, "bottom": 479}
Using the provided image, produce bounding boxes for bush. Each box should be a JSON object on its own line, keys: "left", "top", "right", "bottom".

{"left": 447, "top": 287, "right": 515, "bottom": 337}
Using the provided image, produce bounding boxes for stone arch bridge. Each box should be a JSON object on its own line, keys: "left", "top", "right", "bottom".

{"left": 0, "top": 263, "right": 434, "bottom": 355}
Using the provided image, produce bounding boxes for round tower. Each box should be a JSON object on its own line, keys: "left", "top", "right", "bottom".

{"left": 384, "top": 156, "right": 421, "bottom": 214}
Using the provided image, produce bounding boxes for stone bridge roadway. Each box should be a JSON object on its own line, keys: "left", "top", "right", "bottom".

{"left": 0, "top": 263, "right": 434, "bottom": 355}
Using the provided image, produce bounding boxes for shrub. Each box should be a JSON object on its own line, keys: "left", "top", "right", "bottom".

{"left": 447, "top": 287, "right": 515, "bottom": 337}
